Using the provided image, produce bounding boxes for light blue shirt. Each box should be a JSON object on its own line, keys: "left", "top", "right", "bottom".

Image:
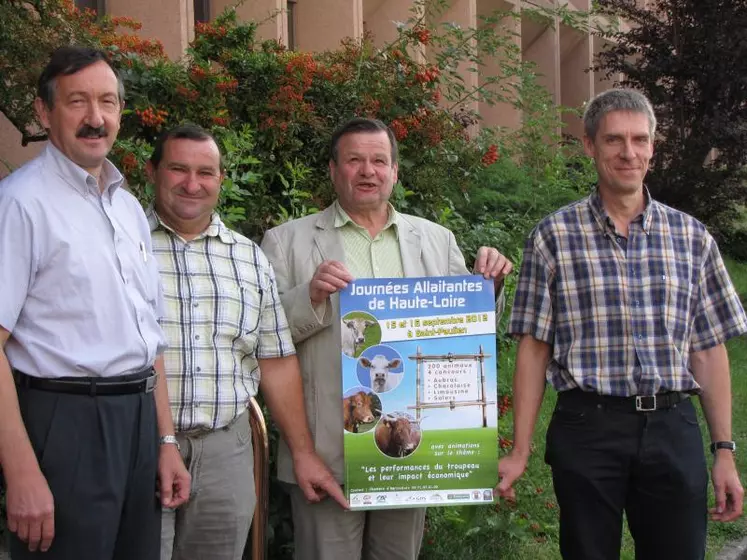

{"left": 0, "top": 144, "right": 167, "bottom": 378}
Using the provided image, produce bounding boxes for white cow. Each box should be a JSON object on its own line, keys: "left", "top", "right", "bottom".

{"left": 359, "top": 354, "right": 403, "bottom": 393}
{"left": 341, "top": 318, "right": 376, "bottom": 357}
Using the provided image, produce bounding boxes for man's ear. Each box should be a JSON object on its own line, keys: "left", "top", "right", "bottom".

{"left": 329, "top": 159, "right": 340, "bottom": 183}
{"left": 34, "top": 97, "right": 51, "bottom": 130}
{"left": 145, "top": 160, "right": 156, "bottom": 184}
{"left": 582, "top": 135, "right": 595, "bottom": 159}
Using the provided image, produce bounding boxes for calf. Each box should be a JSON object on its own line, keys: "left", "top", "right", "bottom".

{"left": 375, "top": 415, "right": 422, "bottom": 458}
{"left": 343, "top": 391, "right": 375, "bottom": 433}
{"left": 359, "top": 354, "right": 402, "bottom": 393}
{"left": 341, "top": 318, "right": 376, "bottom": 357}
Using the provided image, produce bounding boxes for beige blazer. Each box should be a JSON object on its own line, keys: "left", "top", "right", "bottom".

{"left": 261, "top": 205, "right": 504, "bottom": 483}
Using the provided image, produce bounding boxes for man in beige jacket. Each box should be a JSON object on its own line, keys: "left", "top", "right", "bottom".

{"left": 261, "top": 117, "right": 512, "bottom": 560}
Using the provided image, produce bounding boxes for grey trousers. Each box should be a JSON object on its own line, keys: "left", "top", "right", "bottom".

{"left": 161, "top": 411, "right": 255, "bottom": 560}
{"left": 288, "top": 485, "right": 426, "bottom": 560}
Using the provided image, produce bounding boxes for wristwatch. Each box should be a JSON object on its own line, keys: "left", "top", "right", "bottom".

{"left": 710, "top": 441, "right": 736, "bottom": 454}
{"left": 159, "top": 434, "right": 181, "bottom": 451}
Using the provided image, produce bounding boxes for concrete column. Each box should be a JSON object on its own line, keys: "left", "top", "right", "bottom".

{"left": 560, "top": 23, "right": 592, "bottom": 138}
{"left": 521, "top": 11, "right": 561, "bottom": 107}
{"left": 476, "top": 0, "right": 521, "bottom": 130}
{"left": 295, "top": 0, "right": 363, "bottom": 52}
{"left": 0, "top": 114, "right": 44, "bottom": 179}
{"left": 106, "top": 0, "right": 193, "bottom": 60}
{"left": 432, "top": 0, "right": 478, "bottom": 118}
{"left": 212, "top": 0, "right": 286, "bottom": 45}
{"left": 592, "top": 35, "right": 619, "bottom": 97}
{"left": 364, "top": 0, "right": 416, "bottom": 46}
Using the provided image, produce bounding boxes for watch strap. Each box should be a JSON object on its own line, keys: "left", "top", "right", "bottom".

{"left": 710, "top": 441, "right": 736, "bottom": 454}
{"left": 160, "top": 434, "right": 181, "bottom": 451}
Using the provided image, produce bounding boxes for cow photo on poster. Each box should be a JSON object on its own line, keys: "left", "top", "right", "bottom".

{"left": 340, "top": 275, "right": 499, "bottom": 511}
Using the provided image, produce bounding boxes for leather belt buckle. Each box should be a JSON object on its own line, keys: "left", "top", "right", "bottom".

{"left": 635, "top": 395, "right": 657, "bottom": 412}
{"left": 144, "top": 375, "right": 157, "bottom": 393}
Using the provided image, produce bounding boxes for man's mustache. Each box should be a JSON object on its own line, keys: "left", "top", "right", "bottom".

{"left": 76, "top": 124, "right": 107, "bottom": 138}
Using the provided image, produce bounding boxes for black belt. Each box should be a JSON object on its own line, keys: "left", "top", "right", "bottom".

{"left": 13, "top": 368, "right": 157, "bottom": 396}
{"left": 558, "top": 388, "right": 690, "bottom": 413}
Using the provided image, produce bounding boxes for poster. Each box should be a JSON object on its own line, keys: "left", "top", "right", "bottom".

{"left": 340, "top": 275, "right": 498, "bottom": 510}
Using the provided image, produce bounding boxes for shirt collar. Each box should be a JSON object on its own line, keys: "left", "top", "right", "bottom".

{"left": 332, "top": 200, "right": 399, "bottom": 237}
{"left": 45, "top": 142, "right": 124, "bottom": 201}
{"left": 588, "top": 187, "right": 654, "bottom": 236}
{"left": 146, "top": 205, "right": 236, "bottom": 244}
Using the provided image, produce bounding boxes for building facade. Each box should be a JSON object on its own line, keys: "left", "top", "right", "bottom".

{"left": 1, "top": 0, "right": 645, "bottom": 174}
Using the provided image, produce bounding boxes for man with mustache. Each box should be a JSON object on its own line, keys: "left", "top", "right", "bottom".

{"left": 145, "top": 123, "right": 346, "bottom": 560}
{"left": 0, "top": 46, "right": 190, "bottom": 560}
{"left": 261, "top": 117, "right": 513, "bottom": 560}
{"left": 499, "top": 89, "right": 747, "bottom": 559}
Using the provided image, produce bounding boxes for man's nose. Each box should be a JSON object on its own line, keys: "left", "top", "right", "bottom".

{"left": 85, "top": 101, "right": 105, "bottom": 128}
{"left": 620, "top": 139, "right": 634, "bottom": 159}
{"left": 359, "top": 159, "right": 375, "bottom": 176}
{"left": 182, "top": 172, "right": 202, "bottom": 193}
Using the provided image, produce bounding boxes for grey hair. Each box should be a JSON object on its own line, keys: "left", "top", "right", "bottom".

{"left": 583, "top": 88, "right": 657, "bottom": 140}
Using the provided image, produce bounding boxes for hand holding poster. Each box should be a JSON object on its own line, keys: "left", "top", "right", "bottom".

{"left": 340, "top": 275, "right": 498, "bottom": 510}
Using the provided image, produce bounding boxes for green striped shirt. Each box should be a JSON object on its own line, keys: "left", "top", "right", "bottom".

{"left": 147, "top": 207, "right": 294, "bottom": 431}
{"left": 333, "top": 201, "right": 404, "bottom": 278}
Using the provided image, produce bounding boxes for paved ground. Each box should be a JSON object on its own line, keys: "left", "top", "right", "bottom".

{"left": 718, "top": 537, "right": 747, "bottom": 560}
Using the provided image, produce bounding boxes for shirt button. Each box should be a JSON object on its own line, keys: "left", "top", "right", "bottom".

{"left": 193, "top": 302, "right": 199, "bottom": 308}
{"left": 196, "top": 367, "right": 202, "bottom": 372}
{"left": 195, "top": 335, "right": 200, "bottom": 340}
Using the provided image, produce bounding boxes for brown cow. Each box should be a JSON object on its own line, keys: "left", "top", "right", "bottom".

{"left": 375, "top": 415, "right": 422, "bottom": 458}
{"left": 343, "top": 391, "right": 375, "bottom": 433}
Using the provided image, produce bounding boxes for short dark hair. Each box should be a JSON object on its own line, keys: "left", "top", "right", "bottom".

{"left": 38, "top": 46, "right": 125, "bottom": 109}
{"left": 329, "top": 118, "right": 398, "bottom": 165}
{"left": 150, "top": 123, "right": 223, "bottom": 169}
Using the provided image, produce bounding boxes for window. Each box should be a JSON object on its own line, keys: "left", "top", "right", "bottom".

{"left": 194, "top": 0, "right": 210, "bottom": 24}
{"left": 75, "top": 0, "right": 104, "bottom": 12}
{"left": 287, "top": 0, "right": 297, "bottom": 50}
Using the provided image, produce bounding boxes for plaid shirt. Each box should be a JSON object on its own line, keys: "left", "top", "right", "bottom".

{"left": 148, "top": 208, "right": 295, "bottom": 431}
{"left": 509, "top": 190, "right": 747, "bottom": 396}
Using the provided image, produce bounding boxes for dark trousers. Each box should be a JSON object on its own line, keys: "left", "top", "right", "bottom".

{"left": 9, "top": 384, "right": 160, "bottom": 560}
{"left": 545, "top": 390, "right": 708, "bottom": 560}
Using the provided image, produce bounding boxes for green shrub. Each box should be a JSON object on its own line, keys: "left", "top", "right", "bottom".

{"left": 0, "top": 0, "right": 597, "bottom": 555}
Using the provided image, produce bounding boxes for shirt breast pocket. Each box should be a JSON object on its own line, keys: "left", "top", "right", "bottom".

{"left": 215, "top": 278, "right": 264, "bottom": 341}
{"left": 653, "top": 267, "right": 695, "bottom": 338}
{"left": 122, "top": 235, "right": 161, "bottom": 310}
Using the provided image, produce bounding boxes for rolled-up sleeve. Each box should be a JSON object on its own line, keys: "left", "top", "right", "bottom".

{"left": 0, "top": 196, "right": 37, "bottom": 333}
{"left": 508, "top": 228, "right": 556, "bottom": 344}
{"left": 690, "top": 234, "right": 747, "bottom": 352}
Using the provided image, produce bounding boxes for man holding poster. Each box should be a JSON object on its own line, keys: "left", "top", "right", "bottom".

{"left": 261, "top": 118, "right": 512, "bottom": 560}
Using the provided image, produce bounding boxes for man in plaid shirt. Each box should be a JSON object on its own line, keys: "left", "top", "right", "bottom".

{"left": 145, "top": 124, "right": 346, "bottom": 560}
{"left": 498, "top": 89, "right": 747, "bottom": 559}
